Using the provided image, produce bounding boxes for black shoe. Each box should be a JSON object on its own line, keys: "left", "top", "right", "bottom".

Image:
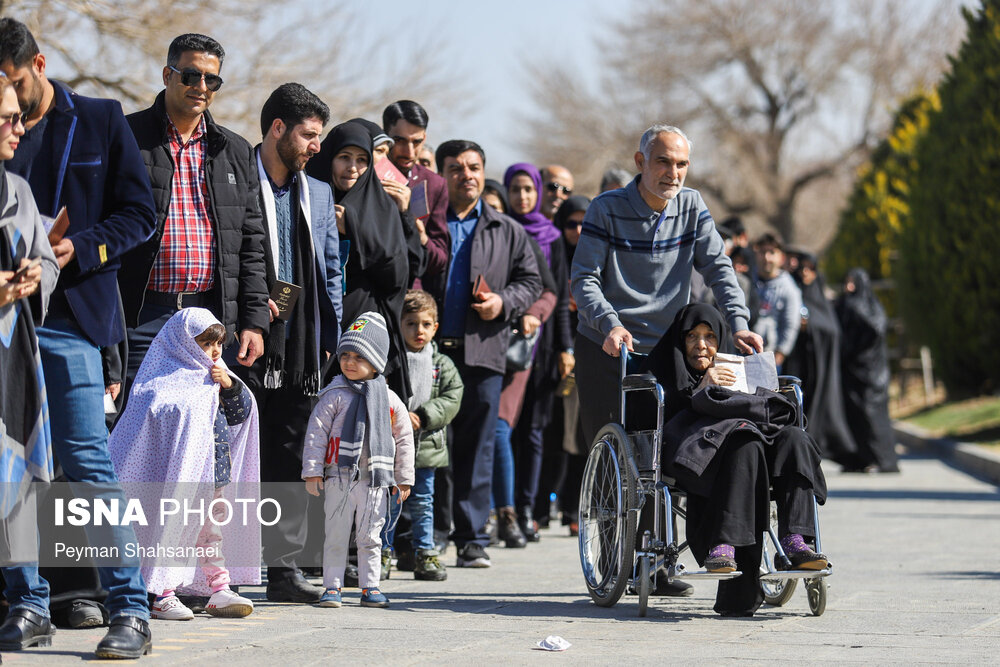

{"left": 344, "top": 564, "right": 360, "bottom": 588}
{"left": 497, "top": 506, "right": 527, "bottom": 548}
{"left": 395, "top": 549, "right": 416, "bottom": 572}
{"left": 67, "top": 599, "right": 109, "bottom": 628}
{"left": 175, "top": 595, "right": 209, "bottom": 614}
{"left": 455, "top": 542, "right": 491, "bottom": 568}
{"left": 94, "top": 615, "right": 151, "bottom": 659}
{"left": 653, "top": 579, "right": 694, "bottom": 597}
{"left": 266, "top": 570, "right": 324, "bottom": 602}
{"left": 781, "top": 548, "right": 829, "bottom": 571}
{"left": 0, "top": 608, "right": 55, "bottom": 650}
{"left": 518, "top": 507, "right": 540, "bottom": 543}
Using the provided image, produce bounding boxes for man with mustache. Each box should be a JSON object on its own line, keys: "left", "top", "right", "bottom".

{"left": 250, "top": 82, "right": 342, "bottom": 603}
{"left": 423, "top": 139, "right": 542, "bottom": 569}
{"left": 122, "top": 33, "right": 270, "bottom": 387}
{"left": 570, "top": 125, "right": 763, "bottom": 596}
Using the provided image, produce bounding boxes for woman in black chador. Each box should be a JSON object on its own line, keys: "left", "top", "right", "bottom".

{"left": 306, "top": 120, "right": 417, "bottom": 402}
{"left": 643, "top": 303, "right": 828, "bottom": 616}
{"left": 835, "top": 268, "right": 899, "bottom": 473}
{"left": 783, "top": 254, "right": 859, "bottom": 465}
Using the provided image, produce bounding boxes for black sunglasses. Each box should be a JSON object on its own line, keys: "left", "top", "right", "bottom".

{"left": 168, "top": 65, "right": 224, "bottom": 91}
{"left": 546, "top": 182, "right": 572, "bottom": 196}
{"left": 1, "top": 111, "right": 23, "bottom": 128}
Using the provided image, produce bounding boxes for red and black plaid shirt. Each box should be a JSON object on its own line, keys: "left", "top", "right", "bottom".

{"left": 147, "top": 117, "right": 215, "bottom": 293}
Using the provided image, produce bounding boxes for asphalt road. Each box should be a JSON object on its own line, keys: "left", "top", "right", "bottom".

{"left": 3, "top": 448, "right": 999, "bottom": 665}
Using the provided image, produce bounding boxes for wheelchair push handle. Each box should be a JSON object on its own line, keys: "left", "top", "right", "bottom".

{"left": 619, "top": 342, "right": 629, "bottom": 382}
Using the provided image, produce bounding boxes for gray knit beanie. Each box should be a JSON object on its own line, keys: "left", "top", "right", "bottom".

{"left": 338, "top": 311, "right": 390, "bottom": 374}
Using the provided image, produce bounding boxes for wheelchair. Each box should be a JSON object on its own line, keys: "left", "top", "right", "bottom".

{"left": 578, "top": 344, "right": 831, "bottom": 617}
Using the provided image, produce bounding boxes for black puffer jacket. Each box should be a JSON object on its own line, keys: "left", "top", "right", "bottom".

{"left": 120, "top": 92, "right": 269, "bottom": 337}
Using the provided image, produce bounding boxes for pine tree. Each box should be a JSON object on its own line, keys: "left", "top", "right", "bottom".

{"left": 898, "top": 0, "right": 1000, "bottom": 395}
{"left": 824, "top": 92, "right": 938, "bottom": 285}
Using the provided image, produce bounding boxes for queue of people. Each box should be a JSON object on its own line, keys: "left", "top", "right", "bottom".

{"left": 0, "top": 19, "right": 893, "bottom": 660}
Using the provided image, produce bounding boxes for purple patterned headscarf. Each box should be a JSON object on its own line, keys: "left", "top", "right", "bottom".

{"left": 503, "top": 162, "right": 561, "bottom": 263}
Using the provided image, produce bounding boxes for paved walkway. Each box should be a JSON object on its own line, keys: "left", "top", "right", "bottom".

{"left": 4, "top": 449, "right": 999, "bottom": 664}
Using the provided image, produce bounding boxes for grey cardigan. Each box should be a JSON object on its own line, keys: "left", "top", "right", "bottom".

{"left": 1, "top": 171, "right": 59, "bottom": 323}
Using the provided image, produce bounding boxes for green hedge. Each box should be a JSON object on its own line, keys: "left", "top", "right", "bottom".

{"left": 898, "top": 0, "right": 1000, "bottom": 395}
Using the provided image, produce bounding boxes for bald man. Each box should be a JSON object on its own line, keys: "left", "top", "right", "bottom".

{"left": 540, "top": 164, "right": 574, "bottom": 219}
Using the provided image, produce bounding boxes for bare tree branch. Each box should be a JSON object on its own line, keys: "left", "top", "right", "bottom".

{"left": 522, "top": 0, "right": 963, "bottom": 247}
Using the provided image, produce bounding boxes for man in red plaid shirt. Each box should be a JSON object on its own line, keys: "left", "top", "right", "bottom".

{"left": 122, "top": 33, "right": 270, "bottom": 382}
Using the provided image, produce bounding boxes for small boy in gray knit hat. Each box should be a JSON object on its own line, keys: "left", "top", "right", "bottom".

{"left": 301, "top": 311, "right": 415, "bottom": 609}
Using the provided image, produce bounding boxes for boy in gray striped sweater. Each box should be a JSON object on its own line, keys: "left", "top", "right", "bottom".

{"left": 302, "top": 311, "right": 414, "bottom": 609}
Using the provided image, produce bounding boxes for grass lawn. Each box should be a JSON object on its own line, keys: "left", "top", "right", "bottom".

{"left": 903, "top": 396, "right": 1000, "bottom": 450}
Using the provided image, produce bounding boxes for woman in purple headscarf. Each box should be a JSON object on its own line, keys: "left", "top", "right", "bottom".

{"left": 494, "top": 162, "right": 573, "bottom": 543}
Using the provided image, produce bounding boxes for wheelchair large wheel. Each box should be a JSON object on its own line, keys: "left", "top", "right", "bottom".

{"left": 761, "top": 503, "right": 797, "bottom": 607}
{"left": 579, "top": 423, "right": 638, "bottom": 607}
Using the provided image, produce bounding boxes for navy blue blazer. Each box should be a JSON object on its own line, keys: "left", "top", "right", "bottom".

{"left": 305, "top": 175, "right": 344, "bottom": 351}
{"left": 7, "top": 81, "right": 156, "bottom": 347}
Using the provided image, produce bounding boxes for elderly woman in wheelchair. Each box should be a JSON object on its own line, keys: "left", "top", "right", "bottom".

{"left": 642, "top": 303, "right": 828, "bottom": 616}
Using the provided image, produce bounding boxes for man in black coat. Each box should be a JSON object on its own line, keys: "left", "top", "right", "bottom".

{"left": 121, "top": 33, "right": 269, "bottom": 383}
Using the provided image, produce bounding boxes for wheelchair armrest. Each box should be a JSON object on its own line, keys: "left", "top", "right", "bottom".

{"left": 622, "top": 372, "right": 658, "bottom": 391}
{"left": 778, "top": 375, "right": 802, "bottom": 388}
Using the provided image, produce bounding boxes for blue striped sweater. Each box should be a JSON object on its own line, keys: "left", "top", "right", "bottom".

{"left": 570, "top": 177, "right": 750, "bottom": 353}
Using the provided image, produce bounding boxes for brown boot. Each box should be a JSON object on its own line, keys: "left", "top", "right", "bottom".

{"left": 497, "top": 506, "right": 527, "bottom": 548}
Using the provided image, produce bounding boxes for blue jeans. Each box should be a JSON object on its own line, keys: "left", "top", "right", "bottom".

{"left": 1, "top": 317, "right": 149, "bottom": 621}
{"left": 491, "top": 419, "right": 515, "bottom": 508}
{"left": 382, "top": 468, "right": 436, "bottom": 552}
{"left": 408, "top": 468, "right": 436, "bottom": 551}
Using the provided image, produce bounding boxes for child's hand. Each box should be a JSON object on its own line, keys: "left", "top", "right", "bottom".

{"left": 393, "top": 484, "right": 410, "bottom": 504}
{"left": 409, "top": 411, "right": 421, "bottom": 432}
{"left": 210, "top": 363, "right": 233, "bottom": 389}
{"left": 305, "top": 477, "right": 323, "bottom": 496}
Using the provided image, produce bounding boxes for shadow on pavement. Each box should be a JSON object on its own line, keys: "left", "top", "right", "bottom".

{"left": 934, "top": 570, "right": 1000, "bottom": 580}
{"left": 827, "top": 489, "right": 1000, "bottom": 502}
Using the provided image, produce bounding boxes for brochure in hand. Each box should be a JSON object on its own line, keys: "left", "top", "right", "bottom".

{"left": 712, "top": 351, "right": 779, "bottom": 393}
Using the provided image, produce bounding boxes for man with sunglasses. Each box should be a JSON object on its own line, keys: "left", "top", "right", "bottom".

{"left": 539, "top": 165, "right": 575, "bottom": 220}
{"left": 122, "top": 33, "right": 269, "bottom": 388}
{"left": 0, "top": 17, "right": 157, "bottom": 660}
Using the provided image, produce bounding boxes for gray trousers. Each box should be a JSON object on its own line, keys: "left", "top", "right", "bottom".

{"left": 321, "top": 469, "right": 388, "bottom": 591}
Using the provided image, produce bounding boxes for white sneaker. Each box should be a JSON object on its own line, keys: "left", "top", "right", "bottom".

{"left": 151, "top": 594, "right": 194, "bottom": 621}
{"left": 205, "top": 588, "right": 254, "bottom": 618}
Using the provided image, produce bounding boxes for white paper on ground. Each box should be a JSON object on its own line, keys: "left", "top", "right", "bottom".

{"left": 535, "top": 635, "right": 571, "bottom": 651}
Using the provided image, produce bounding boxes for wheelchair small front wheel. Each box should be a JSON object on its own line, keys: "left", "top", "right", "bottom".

{"left": 579, "top": 423, "right": 638, "bottom": 607}
{"left": 806, "top": 577, "right": 827, "bottom": 616}
{"left": 637, "top": 554, "right": 651, "bottom": 617}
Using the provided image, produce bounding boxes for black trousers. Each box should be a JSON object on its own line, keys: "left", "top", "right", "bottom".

{"left": 252, "top": 383, "right": 319, "bottom": 573}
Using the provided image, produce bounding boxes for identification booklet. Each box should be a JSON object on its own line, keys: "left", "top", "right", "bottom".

{"left": 269, "top": 281, "right": 301, "bottom": 321}
{"left": 410, "top": 180, "right": 430, "bottom": 219}
{"left": 712, "top": 352, "right": 779, "bottom": 393}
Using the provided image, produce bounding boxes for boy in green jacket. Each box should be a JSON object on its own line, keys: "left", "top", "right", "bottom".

{"left": 387, "top": 290, "right": 463, "bottom": 580}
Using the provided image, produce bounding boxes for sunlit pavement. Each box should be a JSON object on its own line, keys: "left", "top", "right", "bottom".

{"left": 4, "top": 447, "right": 999, "bottom": 665}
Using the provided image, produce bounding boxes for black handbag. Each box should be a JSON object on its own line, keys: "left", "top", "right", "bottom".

{"left": 506, "top": 325, "right": 539, "bottom": 372}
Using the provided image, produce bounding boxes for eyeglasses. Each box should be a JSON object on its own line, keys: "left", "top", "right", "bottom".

{"left": 0, "top": 111, "right": 23, "bottom": 129}
{"left": 168, "top": 65, "right": 224, "bottom": 91}
{"left": 546, "top": 182, "right": 572, "bottom": 196}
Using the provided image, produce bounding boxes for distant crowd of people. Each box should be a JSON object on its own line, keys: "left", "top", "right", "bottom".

{"left": 0, "top": 21, "right": 894, "bottom": 658}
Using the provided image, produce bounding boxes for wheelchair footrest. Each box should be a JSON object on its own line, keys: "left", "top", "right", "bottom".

{"left": 760, "top": 567, "right": 832, "bottom": 581}
{"left": 673, "top": 570, "right": 743, "bottom": 581}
